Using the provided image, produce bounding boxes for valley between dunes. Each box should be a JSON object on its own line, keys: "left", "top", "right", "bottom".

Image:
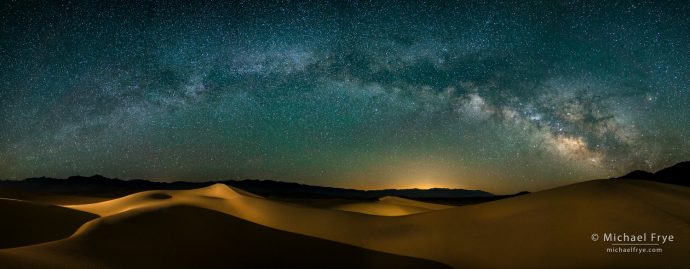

{"left": 0, "top": 179, "right": 688, "bottom": 268}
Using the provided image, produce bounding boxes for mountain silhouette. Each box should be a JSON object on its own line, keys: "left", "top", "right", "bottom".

{"left": 2, "top": 161, "right": 685, "bottom": 203}
{"left": 0, "top": 175, "right": 492, "bottom": 201}
{"left": 619, "top": 170, "right": 656, "bottom": 180}
{"left": 617, "top": 161, "right": 689, "bottom": 187}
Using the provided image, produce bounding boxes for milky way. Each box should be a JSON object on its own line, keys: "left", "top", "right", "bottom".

{"left": 1, "top": 1, "right": 688, "bottom": 192}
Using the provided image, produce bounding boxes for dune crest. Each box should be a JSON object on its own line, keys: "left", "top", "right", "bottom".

{"left": 187, "top": 183, "right": 245, "bottom": 199}
{"left": 64, "top": 190, "right": 177, "bottom": 217}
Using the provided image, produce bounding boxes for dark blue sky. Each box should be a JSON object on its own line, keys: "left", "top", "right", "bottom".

{"left": 1, "top": 0, "right": 688, "bottom": 193}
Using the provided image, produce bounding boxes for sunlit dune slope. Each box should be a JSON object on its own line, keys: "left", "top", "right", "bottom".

{"left": 378, "top": 196, "right": 452, "bottom": 210}
{"left": 64, "top": 183, "right": 249, "bottom": 216}
{"left": 12, "top": 180, "right": 689, "bottom": 269}
{"left": 0, "top": 205, "right": 450, "bottom": 269}
{"left": 331, "top": 196, "right": 452, "bottom": 216}
{"left": 0, "top": 198, "right": 98, "bottom": 249}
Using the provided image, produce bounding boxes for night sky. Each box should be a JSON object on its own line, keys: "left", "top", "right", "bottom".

{"left": 1, "top": 1, "right": 688, "bottom": 193}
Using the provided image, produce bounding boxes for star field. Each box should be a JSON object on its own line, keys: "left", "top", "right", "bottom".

{"left": 1, "top": 0, "right": 688, "bottom": 193}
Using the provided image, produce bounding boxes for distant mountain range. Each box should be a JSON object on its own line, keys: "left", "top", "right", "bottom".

{"left": 617, "top": 161, "right": 689, "bottom": 187}
{"left": 0, "top": 161, "right": 685, "bottom": 201}
{"left": 0, "top": 175, "right": 493, "bottom": 200}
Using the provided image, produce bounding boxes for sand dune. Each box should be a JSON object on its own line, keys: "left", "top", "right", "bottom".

{"left": 378, "top": 196, "right": 452, "bottom": 210}
{"left": 359, "top": 179, "right": 690, "bottom": 268}
{"left": 64, "top": 183, "right": 248, "bottom": 217}
{"left": 60, "top": 180, "right": 690, "bottom": 268}
{"left": 331, "top": 196, "right": 452, "bottom": 216}
{"left": 0, "top": 198, "right": 97, "bottom": 249}
{"left": 0, "top": 205, "right": 448, "bottom": 269}
{"left": 0, "top": 188, "right": 113, "bottom": 205}
{"left": 1, "top": 179, "right": 688, "bottom": 268}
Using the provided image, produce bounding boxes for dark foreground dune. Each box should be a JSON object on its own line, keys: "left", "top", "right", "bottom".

{"left": 0, "top": 198, "right": 97, "bottom": 248}
{"left": 0, "top": 205, "right": 450, "bottom": 269}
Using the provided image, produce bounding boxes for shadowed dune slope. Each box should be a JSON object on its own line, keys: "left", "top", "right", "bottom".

{"left": 17, "top": 180, "right": 690, "bottom": 269}
{"left": 0, "top": 199, "right": 98, "bottom": 249}
{"left": 0, "top": 205, "right": 450, "bottom": 269}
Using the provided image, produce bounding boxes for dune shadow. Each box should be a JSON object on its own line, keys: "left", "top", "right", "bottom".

{"left": 0, "top": 199, "right": 98, "bottom": 249}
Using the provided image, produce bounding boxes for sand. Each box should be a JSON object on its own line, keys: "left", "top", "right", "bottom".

{"left": 365, "top": 179, "right": 690, "bottom": 268}
{"left": 0, "top": 198, "right": 97, "bottom": 249}
{"left": 0, "top": 188, "right": 113, "bottom": 205}
{"left": 331, "top": 196, "right": 453, "bottom": 216}
{"left": 1, "top": 179, "right": 688, "bottom": 268}
{"left": 0, "top": 205, "right": 448, "bottom": 269}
